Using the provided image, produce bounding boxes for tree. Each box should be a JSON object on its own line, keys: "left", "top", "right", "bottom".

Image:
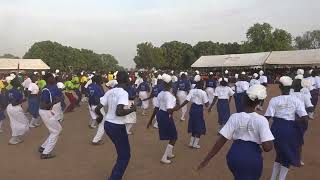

{"left": 295, "top": 30, "right": 320, "bottom": 49}
{"left": 193, "top": 41, "right": 225, "bottom": 58}
{"left": 0, "top": 54, "right": 20, "bottom": 59}
{"left": 272, "top": 29, "right": 293, "bottom": 51}
{"left": 134, "top": 42, "right": 165, "bottom": 69}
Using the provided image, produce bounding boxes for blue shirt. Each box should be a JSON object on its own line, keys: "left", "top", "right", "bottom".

{"left": 126, "top": 85, "right": 137, "bottom": 100}
{"left": 8, "top": 88, "right": 23, "bottom": 105}
{"left": 151, "top": 83, "right": 164, "bottom": 97}
{"left": 177, "top": 79, "right": 190, "bottom": 91}
{"left": 88, "top": 83, "right": 105, "bottom": 106}
{"left": 40, "top": 84, "right": 62, "bottom": 104}
{"left": 137, "top": 81, "right": 150, "bottom": 92}
{"left": 206, "top": 79, "right": 217, "bottom": 88}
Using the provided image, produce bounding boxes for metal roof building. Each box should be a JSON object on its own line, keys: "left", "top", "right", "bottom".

{"left": 0, "top": 59, "right": 50, "bottom": 71}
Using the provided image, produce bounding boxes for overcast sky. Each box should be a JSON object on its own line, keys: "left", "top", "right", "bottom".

{"left": 0, "top": 0, "right": 319, "bottom": 68}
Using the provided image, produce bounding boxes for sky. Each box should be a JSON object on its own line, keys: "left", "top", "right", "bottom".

{"left": 0, "top": 0, "right": 319, "bottom": 68}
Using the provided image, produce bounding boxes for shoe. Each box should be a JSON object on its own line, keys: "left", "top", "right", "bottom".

{"left": 160, "top": 159, "right": 172, "bottom": 164}
{"left": 40, "top": 154, "right": 56, "bottom": 159}
{"left": 8, "top": 137, "right": 23, "bottom": 145}
{"left": 301, "top": 161, "right": 305, "bottom": 166}
{"left": 91, "top": 140, "right": 104, "bottom": 146}
{"left": 193, "top": 145, "right": 201, "bottom": 149}
{"left": 29, "top": 124, "right": 36, "bottom": 128}
{"left": 127, "top": 131, "right": 133, "bottom": 135}
{"left": 168, "top": 154, "right": 175, "bottom": 159}
{"left": 180, "top": 117, "right": 185, "bottom": 121}
{"left": 38, "top": 147, "right": 45, "bottom": 153}
{"left": 35, "top": 123, "right": 41, "bottom": 127}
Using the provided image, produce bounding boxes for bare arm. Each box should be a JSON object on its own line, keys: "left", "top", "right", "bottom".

{"left": 208, "top": 97, "right": 218, "bottom": 112}
{"left": 147, "top": 107, "right": 159, "bottom": 128}
{"left": 116, "top": 104, "right": 136, "bottom": 117}
{"left": 261, "top": 141, "right": 273, "bottom": 152}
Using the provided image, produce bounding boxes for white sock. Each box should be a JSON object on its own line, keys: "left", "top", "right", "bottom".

{"left": 270, "top": 162, "right": 281, "bottom": 180}
{"left": 162, "top": 144, "right": 173, "bottom": 161}
{"left": 189, "top": 136, "right": 195, "bottom": 146}
{"left": 193, "top": 138, "right": 200, "bottom": 147}
{"left": 279, "top": 166, "right": 289, "bottom": 180}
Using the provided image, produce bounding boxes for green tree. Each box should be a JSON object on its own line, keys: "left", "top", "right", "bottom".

{"left": 193, "top": 41, "right": 225, "bottom": 58}
{"left": 295, "top": 30, "right": 320, "bottom": 49}
{"left": 0, "top": 54, "right": 20, "bottom": 59}
{"left": 134, "top": 42, "right": 165, "bottom": 69}
{"left": 272, "top": 29, "right": 292, "bottom": 51}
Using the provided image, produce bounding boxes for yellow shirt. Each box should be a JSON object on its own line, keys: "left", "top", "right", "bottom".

{"left": 108, "top": 74, "right": 114, "bottom": 81}
{"left": 80, "top": 76, "right": 88, "bottom": 83}
{"left": 0, "top": 80, "right": 4, "bottom": 90}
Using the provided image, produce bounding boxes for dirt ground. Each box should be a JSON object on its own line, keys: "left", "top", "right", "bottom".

{"left": 0, "top": 85, "right": 319, "bottom": 180}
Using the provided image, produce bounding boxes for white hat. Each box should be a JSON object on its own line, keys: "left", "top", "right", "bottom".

{"left": 106, "top": 80, "right": 118, "bottom": 88}
{"left": 53, "top": 73, "right": 56, "bottom": 78}
{"left": 309, "top": 69, "right": 314, "bottom": 74}
{"left": 10, "top": 73, "right": 16, "bottom": 78}
{"left": 41, "top": 71, "right": 45, "bottom": 76}
{"left": 235, "top": 74, "right": 239, "bottom": 79}
{"left": 179, "top": 72, "right": 185, "bottom": 77}
{"left": 194, "top": 75, "right": 201, "bottom": 82}
{"left": 172, "top": 75, "right": 178, "bottom": 82}
{"left": 88, "top": 74, "right": 94, "bottom": 79}
{"left": 246, "top": 84, "right": 267, "bottom": 101}
{"left": 157, "top": 74, "right": 162, "bottom": 80}
{"left": 218, "top": 77, "right": 228, "bottom": 83}
{"left": 92, "top": 71, "right": 96, "bottom": 74}
{"left": 195, "top": 70, "right": 200, "bottom": 75}
{"left": 253, "top": 73, "right": 259, "bottom": 78}
{"left": 225, "top": 70, "right": 229, "bottom": 74}
{"left": 279, "top": 76, "right": 293, "bottom": 87}
{"left": 171, "top": 70, "right": 174, "bottom": 74}
{"left": 154, "top": 70, "right": 158, "bottom": 74}
{"left": 162, "top": 74, "right": 172, "bottom": 83}
{"left": 241, "top": 72, "right": 246, "bottom": 75}
{"left": 81, "top": 71, "right": 84, "bottom": 76}
{"left": 129, "top": 77, "right": 132, "bottom": 81}
{"left": 209, "top": 72, "right": 213, "bottom": 75}
{"left": 57, "top": 82, "right": 65, "bottom": 89}
{"left": 55, "top": 69, "right": 60, "bottom": 74}
{"left": 259, "top": 70, "right": 264, "bottom": 75}
{"left": 297, "top": 69, "right": 304, "bottom": 75}
{"left": 295, "top": 74, "right": 303, "bottom": 80}
{"left": 33, "top": 71, "right": 38, "bottom": 75}
{"left": 5, "top": 76, "right": 14, "bottom": 83}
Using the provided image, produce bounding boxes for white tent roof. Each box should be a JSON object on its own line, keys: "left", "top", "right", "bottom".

{"left": 191, "top": 52, "right": 270, "bottom": 68}
{"left": 266, "top": 49, "right": 320, "bottom": 65}
{"left": 0, "top": 59, "right": 50, "bottom": 70}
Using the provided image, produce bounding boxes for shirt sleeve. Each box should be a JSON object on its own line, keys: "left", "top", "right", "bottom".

{"left": 117, "top": 90, "right": 129, "bottom": 106}
{"left": 264, "top": 99, "right": 275, "bottom": 117}
{"left": 295, "top": 100, "right": 308, "bottom": 117}
{"left": 258, "top": 117, "right": 275, "bottom": 143}
{"left": 228, "top": 87, "right": 235, "bottom": 96}
{"left": 304, "top": 95, "right": 313, "bottom": 108}
{"left": 28, "top": 84, "right": 33, "bottom": 91}
{"left": 100, "top": 92, "right": 108, "bottom": 106}
{"left": 219, "top": 114, "right": 236, "bottom": 140}
{"left": 166, "top": 94, "right": 176, "bottom": 109}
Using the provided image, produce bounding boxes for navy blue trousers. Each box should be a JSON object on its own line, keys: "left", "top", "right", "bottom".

{"left": 234, "top": 93, "right": 245, "bottom": 113}
{"left": 104, "top": 121, "right": 131, "bottom": 180}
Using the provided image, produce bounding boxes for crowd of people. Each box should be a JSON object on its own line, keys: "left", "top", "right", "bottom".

{"left": 0, "top": 67, "right": 319, "bottom": 180}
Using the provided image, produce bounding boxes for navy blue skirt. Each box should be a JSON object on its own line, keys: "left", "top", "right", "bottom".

{"left": 217, "top": 99, "right": 230, "bottom": 125}
{"left": 310, "top": 89, "right": 319, "bottom": 107}
{"left": 156, "top": 110, "right": 178, "bottom": 141}
{"left": 28, "top": 95, "right": 39, "bottom": 118}
{"left": 234, "top": 92, "right": 245, "bottom": 113}
{"left": 227, "top": 140, "right": 263, "bottom": 180}
{"left": 188, "top": 103, "right": 206, "bottom": 135}
{"left": 271, "top": 117, "right": 301, "bottom": 167}
{"left": 0, "top": 110, "right": 5, "bottom": 121}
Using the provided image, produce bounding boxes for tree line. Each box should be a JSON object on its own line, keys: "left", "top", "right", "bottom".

{"left": 134, "top": 22, "right": 320, "bottom": 70}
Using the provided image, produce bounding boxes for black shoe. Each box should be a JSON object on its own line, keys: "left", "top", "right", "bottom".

{"left": 38, "top": 147, "right": 45, "bottom": 153}
{"left": 40, "top": 154, "right": 56, "bottom": 159}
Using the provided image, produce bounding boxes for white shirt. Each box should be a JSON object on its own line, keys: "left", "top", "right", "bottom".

{"left": 304, "top": 77, "right": 316, "bottom": 90}
{"left": 186, "top": 89, "right": 209, "bottom": 105}
{"left": 290, "top": 91, "right": 313, "bottom": 108}
{"left": 28, "top": 83, "right": 39, "bottom": 95}
{"left": 259, "top": 75, "right": 267, "bottom": 84}
{"left": 151, "top": 78, "right": 157, "bottom": 87}
{"left": 315, "top": 76, "right": 320, "bottom": 89}
{"left": 220, "top": 112, "right": 274, "bottom": 144}
{"left": 135, "top": 78, "right": 143, "bottom": 87}
{"left": 235, "top": 81, "right": 250, "bottom": 93}
{"left": 250, "top": 79, "right": 261, "bottom": 86}
{"left": 265, "top": 95, "right": 308, "bottom": 121}
{"left": 22, "top": 78, "right": 32, "bottom": 89}
{"left": 214, "top": 86, "right": 234, "bottom": 99}
{"left": 100, "top": 87, "right": 129, "bottom": 124}
{"left": 155, "top": 91, "right": 176, "bottom": 111}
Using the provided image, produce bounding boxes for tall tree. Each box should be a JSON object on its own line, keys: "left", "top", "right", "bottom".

{"left": 0, "top": 54, "right": 20, "bottom": 59}
{"left": 193, "top": 41, "right": 225, "bottom": 58}
{"left": 245, "top": 22, "right": 274, "bottom": 52}
{"left": 134, "top": 42, "right": 165, "bottom": 69}
{"left": 295, "top": 30, "right": 320, "bottom": 49}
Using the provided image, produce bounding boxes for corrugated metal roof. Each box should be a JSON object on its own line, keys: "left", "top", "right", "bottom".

{"left": 266, "top": 49, "right": 320, "bottom": 65}
{"left": 0, "top": 59, "right": 50, "bottom": 70}
{"left": 191, "top": 52, "right": 270, "bottom": 68}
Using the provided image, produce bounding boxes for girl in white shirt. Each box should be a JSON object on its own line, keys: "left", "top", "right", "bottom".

{"left": 175, "top": 75, "right": 209, "bottom": 149}
{"left": 265, "top": 76, "right": 309, "bottom": 180}
{"left": 234, "top": 73, "right": 250, "bottom": 113}
{"left": 209, "top": 78, "right": 234, "bottom": 127}
{"left": 198, "top": 84, "right": 274, "bottom": 180}
{"left": 147, "top": 74, "right": 177, "bottom": 164}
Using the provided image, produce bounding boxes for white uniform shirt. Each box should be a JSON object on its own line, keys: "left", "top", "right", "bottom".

{"left": 265, "top": 95, "right": 308, "bottom": 121}
{"left": 155, "top": 91, "right": 176, "bottom": 111}
{"left": 250, "top": 79, "right": 261, "bottom": 86}
{"left": 304, "top": 77, "right": 316, "bottom": 90}
{"left": 28, "top": 82, "right": 39, "bottom": 95}
{"left": 259, "top": 75, "right": 268, "bottom": 84}
{"left": 214, "top": 86, "right": 234, "bottom": 99}
{"left": 100, "top": 87, "right": 129, "bottom": 125}
{"left": 235, "top": 81, "right": 250, "bottom": 93}
{"left": 186, "top": 89, "right": 209, "bottom": 105}
{"left": 135, "top": 78, "right": 143, "bottom": 87}
{"left": 22, "top": 78, "right": 32, "bottom": 89}
{"left": 290, "top": 91, "right": 313, "bottom": 108}
{"left": 220, "top": 112, "right": 274, "bottom": 144}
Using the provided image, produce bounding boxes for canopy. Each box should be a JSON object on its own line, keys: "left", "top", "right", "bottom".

{"left": 0, "top": 59, "right": 50, "bottom": 70}
{"left": 265, "top": 49, "right": 320, "bottom": 65}
{"left": 191, "top": 52, "right": 270, "bottom": 68}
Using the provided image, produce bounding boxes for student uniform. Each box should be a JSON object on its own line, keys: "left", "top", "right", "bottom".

{"left": 186, "top": 89, "right": 209, "bottom": 136}
{"left": 205, "top": 79, "right": 217, "bottom": 105}
{"left": 39, "top": 84, "right": 63, "bottom": 155}
{"left": 124, "top": 85, "right": 137, "bottom": 134}
{"left": 214, "top": 86, "right": 234, "bottom": 125}
{"left": 234, "top": 81, "right": 250, "bottom": 113}
{"left": 87, "top": 83, "right": 106, "bottom": 143}
{"left": 250, "top": 79, "right": 260, "bottom": 87}
{"left": 7, "top": 88, "right": 29, "bottom": 139}
{"left": 155, "top": 91, "right": 178, "bottom": 141}
{"left": 305, "top": 76, "right": 319, "bottom": 107}
{"left": 28, "top": 82, "right": 40, "bottom": 126}
{"left": 220, "top": 112, "right": 274, "bottom": 180}
{"left": 176, "top": 79, "right": 191, "bottom": 120}
{"left": 100, "top": 87, "right": 131, "bottom": 180}
{"left": 150, "top": 83, "right": 164, "bottom": 128}
{"left": 259, "top": 75, "right": 268, "bottom": 85}
{"left": 265, "top": 95, "right": 307, "bottom": 167}
{"left": 137, "top": 80, "right": 150, "bottom": 110}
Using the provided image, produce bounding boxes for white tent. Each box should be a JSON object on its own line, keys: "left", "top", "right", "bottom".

{"left": 266, "top": 49, "right": 320, "bottom": 65}
{"left": 191, "top": 52, "right": 271, "bottom": 68}
{"left": 0, "top": 59, "right": 50, "bottom": 71}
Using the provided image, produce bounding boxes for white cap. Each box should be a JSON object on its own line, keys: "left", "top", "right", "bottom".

{"left": 129, "top": 77, "right": 132, "bottom": 81}
{"left": 295, "top": 74, "right": 303, "bottom": 80}
{"left": 55, "top": 69, "right": 60, "bottom": 74}
{"left": 235, "top": 74, "right": 239, "bottom": 79}
{"left": 57, "top": 82, "right": 65, "bottom": 89}
{"left": 246, "top": 84, "right": 267, "bottom": 101}
{"left": 297, "top": 69, "right": 304, "bottom": 75}
{"left": 225, "top": 70, "right": 229, "bottom": 74}
{"left": 171, "top": 70, "right": 174, "bottom": 74}
{"left": 5, "top": 76, "right": 14, "bottom": 83}
{"left": 92, "top": 71, "right": 96, "bottom": 74}
{"left": 194, "top": 75, "right": 201, "bottom": 82}
{"left": 309, "top": 69, "right": 313, "bottom": 74}
{"left": 259, "top": 70, "right": 264, "bottom": 75}
{"left": 162, "top": 74, "right": 172, "bottom": 83}
{"left": 106, "top": 80, "right": 118, "bottom": 88}
{"left": 241, "top": 71, "right": 246, "bottom": 75}
{"left": 209, "top": 72, "right": 213, "bottom": 75}
{"left": 41, "top": 71, "right": 45, "bottom": 76}
{"left": 10, "top": 73, "right": 15, "bottom": 78}
{"left": 81, "top": 71, "right": 84, "bottom": 75}
{"left": 179, "top": 72, "right": 185, "bottom": 77}
{"left": 279, "top": 76, "right": 293, "bottom": 87}
{"left": 33, "top": 71, "right": 38, "bottom": 75}
{"left": 157, "top": 74, "right": 162, "bottom": 80}
{"left": 172, "top": 75, "right": 178, "bottom": 82}
{"left": 253, "top": 73, "right": 258, "bottom": 78}
{"left": 195, "top": 70, "right": 200, "bottom": 75}
{"left": 219, "top": 77, "right": 228, "bottom": 83}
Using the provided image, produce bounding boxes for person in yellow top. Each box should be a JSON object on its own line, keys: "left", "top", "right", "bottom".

{"left": 80, "top": 72, "right": 88, "bottom": 101}
{"left": 72, "top": 74, "right": 81, "bottom": 106}
{"left": 0, "top": 79, "right": 5, "bottom": 91}
{"left": 108, "top": 71, "right": 114, "bottom": 81}
{"left": 64, "top": 76, "right": 77, "bottom": 113}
